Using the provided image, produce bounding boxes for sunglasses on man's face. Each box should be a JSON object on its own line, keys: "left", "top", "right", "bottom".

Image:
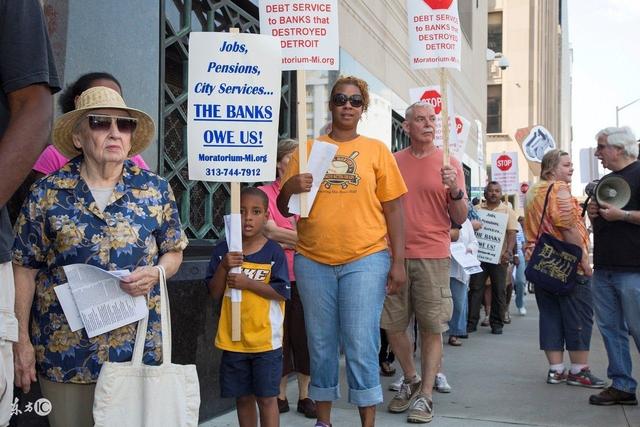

{"left": 331, "top": 93, "right": 364, "bottom": 108}
{"left": 87, "top": 114, "right": 138, "bottom": 133}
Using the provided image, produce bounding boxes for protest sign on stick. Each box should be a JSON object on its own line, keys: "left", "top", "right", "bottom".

{"left": 491, "top": 151, "right": 519, "bottom": 194}
{"left": 407, "top": 0, "right": 462, "bottom": 71}
{"left": 261, "top": 0, "right": 339, "bottom": 217}
{"left": 475, "top": 210, "right": 508, "bottom": 264}
{"left": 407, "top": 0, "right": 461, "bottom": 167}
{"left": 260, "top": 0, "right": 339, "bottom": 71}
{"left": 187, "top": 28, "right": 282, "bottom": 340}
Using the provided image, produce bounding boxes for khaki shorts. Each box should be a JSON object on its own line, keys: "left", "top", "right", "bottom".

{"left": 381, "top": 258, "right": 453, "bottom": 334}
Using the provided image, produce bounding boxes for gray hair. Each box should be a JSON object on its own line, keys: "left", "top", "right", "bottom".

{"left": 277, "top": 138, "right": 298, "bottom": 162}
{"left": 404, "top": 101, "right": 435, "bottom": 121}
{"left": 595, "top": 126, "right": 638, "bottom": 158}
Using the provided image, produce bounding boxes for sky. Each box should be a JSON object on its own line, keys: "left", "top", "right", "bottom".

{"left": 569, "top": 0, "right": 640, "bottom": 189}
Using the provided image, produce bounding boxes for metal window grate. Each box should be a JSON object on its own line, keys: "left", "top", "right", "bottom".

{"left": 159, "top": 0, "right": 295, "bottom": 242}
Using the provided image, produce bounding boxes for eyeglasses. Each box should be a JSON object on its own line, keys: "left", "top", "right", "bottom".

{"left": 87, "top": 114, "right": 137, "bottom": 133}
{"left": 331, "top": 93, "right": 364, "bottom": 108}
{"left": 595, "top": 143, "right": 619, "bottom": 152}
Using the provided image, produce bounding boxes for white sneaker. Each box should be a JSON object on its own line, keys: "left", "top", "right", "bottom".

{"left": 434, "top": 373, "right": 452, "bottom": 393}
{"left": 389, "top": 375, "right": 404, "bottom": 392}
{"left": 389, "top": 374, "right": 422, "bottom": 392}
{"left": 518, "top": 306, "right": 527, "bottom": 316}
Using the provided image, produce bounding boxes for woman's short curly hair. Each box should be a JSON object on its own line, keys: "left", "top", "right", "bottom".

{"left": 330, "top": 76, "right": 370, "bottom": 112}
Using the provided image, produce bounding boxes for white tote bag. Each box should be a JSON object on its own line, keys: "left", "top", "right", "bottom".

{"left": 93, "top": 266, "right": 200, "bottom": 427}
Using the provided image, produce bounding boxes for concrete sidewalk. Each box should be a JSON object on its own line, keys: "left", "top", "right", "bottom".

{"left": 202, "top": 294, "right": 640, "bottom": 426}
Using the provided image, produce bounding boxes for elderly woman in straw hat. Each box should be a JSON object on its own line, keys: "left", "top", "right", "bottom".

{"left": 12, "top": 87, "right": 188, "bottom": 427}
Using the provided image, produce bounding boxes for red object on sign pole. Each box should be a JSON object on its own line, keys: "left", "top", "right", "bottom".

{"left": 496, "top": 154, "right": 513, "bottom": 172}
{"left": 455, "top": 117, "right": 463, "bottom": 134}
{"left": 520, "top": 182, "right": 529, "bottom": 193}
{"left": 420, "top": 90, "right": 442, "bottom": 114}
{"left": 423, "top": 0, "right": 454, "bottom": 9}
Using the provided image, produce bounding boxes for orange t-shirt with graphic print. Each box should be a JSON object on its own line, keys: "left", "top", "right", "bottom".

{"left": 281, "top": 135, "right": 407, "bottom": 265}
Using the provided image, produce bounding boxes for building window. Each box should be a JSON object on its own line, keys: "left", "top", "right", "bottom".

{"left": 487, "top": 84, "right": 502, "bottom": 133}
{"left": 488, "top": 12, "right": 502, "bottom": 53}
{"left": 459, "top": 0, "right": 473, "bottom": 45}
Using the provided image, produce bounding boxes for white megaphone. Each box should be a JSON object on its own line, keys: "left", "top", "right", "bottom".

{"left": 594, "top": 175, "right": 631, "bottom": 209}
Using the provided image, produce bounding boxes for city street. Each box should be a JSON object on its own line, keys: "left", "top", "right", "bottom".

{"left": 204, "top": 294, "right": 640, "bottom": 427}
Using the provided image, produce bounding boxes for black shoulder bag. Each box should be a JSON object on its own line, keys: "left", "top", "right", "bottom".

{"left": 524, "top": 183, "right": 583, "bottom": 296}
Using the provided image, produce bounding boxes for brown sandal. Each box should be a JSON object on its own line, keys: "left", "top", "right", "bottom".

{"left": 448, "top": 336, "right": 462, "bottom": 346}
{"left": 380, "top": 361, "right": 396, "bottom": 377}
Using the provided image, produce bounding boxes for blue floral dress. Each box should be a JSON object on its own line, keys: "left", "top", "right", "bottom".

{"left": 12, "top": 156, "right": 188, "bottom": 383}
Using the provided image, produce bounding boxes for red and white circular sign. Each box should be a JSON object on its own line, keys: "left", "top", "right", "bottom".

{"left": 423, "top": 0, "right": 454, "bottom": 9}
{"left": 496, "top": 154, "right": 513, "bottom": 172}
{"left": 455, "top": 117, "right": 463, "bottom": 134}
{"left": 420, "top": 90, "right": 442, "bottom": 114}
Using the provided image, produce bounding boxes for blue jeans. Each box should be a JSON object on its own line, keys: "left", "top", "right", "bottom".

{"left": 592, "top": 269, "right": 640, "bottom": 393}
{"left": 514, "top": 249, "right": 526, "bottom": 309}
{"left": 448, "top": 278, "right": 468, "bottom": 336}
{"left": 294, "top": 251, "right": 390, "bottom": 406}
{"left": 534, "top": 276, "right": 593, "bottom": 351}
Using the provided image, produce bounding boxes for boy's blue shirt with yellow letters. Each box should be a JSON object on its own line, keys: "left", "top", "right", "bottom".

{"left": 206, "top": 239, "right": 290, "bottom": 352}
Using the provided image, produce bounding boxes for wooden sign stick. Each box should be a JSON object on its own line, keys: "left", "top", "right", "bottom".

{"left": 229, "top": 27, "right": 241, "bottom": 342}
{"left": 296, "top": 70, "right": 309, "bottom": 217}
{"left": 440, "top": 68, "right": 450, "bottom": 166}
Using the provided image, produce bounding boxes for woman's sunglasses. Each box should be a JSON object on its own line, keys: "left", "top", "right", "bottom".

{"left": 331, "top": 93, "right": 364, "bottom": 108}
{"left": 87, "top": 114, "right": 138, "bottom": 133}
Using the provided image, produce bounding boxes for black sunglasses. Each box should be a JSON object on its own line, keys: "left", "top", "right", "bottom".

{"left": 87, "top": 114, "right": 138, "bottom": 133}
{"left": 331, "top": 93, "right": 364, "bottom": 108}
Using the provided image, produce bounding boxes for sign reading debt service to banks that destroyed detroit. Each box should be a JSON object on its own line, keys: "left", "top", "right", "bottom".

{"left": 187, "top": 32, "right": 281, "bottom": 182}
{"left": 407, "top": 0, "right": 461, "bottom": 70}
{"left": 475, "top": 210, "right": 508, "bottom": 264}
{"left": 260, "top": 0, "right": 339, "bottom": 70}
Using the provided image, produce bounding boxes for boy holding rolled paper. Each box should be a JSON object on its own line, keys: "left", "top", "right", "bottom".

{"left": 206, "top": 187, "right": 290, "bottom": 426}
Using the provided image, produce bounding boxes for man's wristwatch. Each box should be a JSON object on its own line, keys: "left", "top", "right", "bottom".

{"left": 449, "top": 189, "right": 464, "bottom": 201}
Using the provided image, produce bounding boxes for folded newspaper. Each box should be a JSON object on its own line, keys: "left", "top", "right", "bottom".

{"left": 55, "top": 264, "right": 148, "bottom": 338}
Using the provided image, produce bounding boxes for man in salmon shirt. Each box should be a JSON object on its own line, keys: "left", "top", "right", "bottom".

{"left": 381, "top": 101, "right": 467, "bottom": 424}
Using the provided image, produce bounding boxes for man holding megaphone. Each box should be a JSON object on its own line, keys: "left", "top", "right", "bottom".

{"left": 586, "top": 126, "right": 640, "bottom": 407}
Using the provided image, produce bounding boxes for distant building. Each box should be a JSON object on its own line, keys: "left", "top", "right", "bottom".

{"left": 486, "top": 0, "right": 572, "bottom": 186}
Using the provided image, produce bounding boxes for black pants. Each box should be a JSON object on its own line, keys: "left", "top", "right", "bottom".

{"left": 468, "top": 262, "right": 508, "bottom": 330}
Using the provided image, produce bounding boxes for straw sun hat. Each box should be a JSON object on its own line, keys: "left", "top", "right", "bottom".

{"left": 52, "top": 86, "right": 155, "bottom": 159}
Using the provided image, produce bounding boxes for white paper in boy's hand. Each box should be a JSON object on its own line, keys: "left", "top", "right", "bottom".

{"left": 224, "top": 213, "right": 243, "bottom": 302}
{"left": 54, "top": 283, "right": 85, "bottom": 332}
{"left": 288, "top": 140, "right": 338, "bottom": 215}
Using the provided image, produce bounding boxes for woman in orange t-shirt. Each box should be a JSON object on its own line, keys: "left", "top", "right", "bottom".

{"left": 524, "top": 149, "right": 604, "bottom": 389}
{"left": 277, "top": 76, "right": 407, "bottom": 427}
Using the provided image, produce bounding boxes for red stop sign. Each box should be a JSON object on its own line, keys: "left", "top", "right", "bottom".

{"left": 420, "top": 90, "right": 442, "bottom": 114}
{"left": 423, "top": 0, "right": 454, "bottom": 9}
{"left": 455, "top": 117, "right": 463, "bottom": 134}
{"left": 496, "top": 154, "right": 513, "bottom": 171}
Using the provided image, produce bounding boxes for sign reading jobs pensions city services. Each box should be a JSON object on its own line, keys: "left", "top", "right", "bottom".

{"left": 259, "top": 0, "right": 339, "bottom": 70}
{"left": 187, "top": 32, "right": 281, "bottom": 182}
{"left": 475, "top": 210, "right": 508, "bottom": 265}
{"left": 407, "top": 0, "right": 461, "bottom": 70}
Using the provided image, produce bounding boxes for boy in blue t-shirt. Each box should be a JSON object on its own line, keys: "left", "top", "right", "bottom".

{"left": 206, "top": 187, "right": 290, "bottom": 426}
